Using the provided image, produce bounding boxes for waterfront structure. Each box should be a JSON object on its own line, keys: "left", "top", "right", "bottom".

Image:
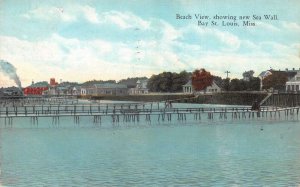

{"left": 286, "top": 72, "right": 300, "bottom": 92}
{"left": 129, "top": 79, "right": 149, "bottom": 95}
{"left": 183, "top": 80, "right": 221, "bottom": 94}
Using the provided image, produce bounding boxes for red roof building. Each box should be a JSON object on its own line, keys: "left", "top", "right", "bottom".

{"left": 23, "top": 81, "right": 49, "bottom": 96}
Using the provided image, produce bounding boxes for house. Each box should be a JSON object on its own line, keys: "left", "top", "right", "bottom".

{"left": 129, "top": 79, "right": 149, "bottom": 95}
{"left": 81, "top": 87, "right": 87, "bottom": 95}
{"left": 94, "top": 83, "right": 128, "bottom": 95}
{"left": 259, "top": 68, "right": 299, "bottom": 91}
{"left": 258, "top": 70, "right": 273, "bottom": 90}
{"left": 23, "top": 81, "right": 49, "bottom": 96}
{"left": 183, "top": 80, "right": 193, "bottom": 94}
{"left": 182, "top": 80, "right": 221, "bottom": 94}
{"left": 46, "top": 81, "right": 80, "bottom": 96}
{"left": 200, "top": 81, "right": 221, "bottom": 94}
{"left": 286, "top": 72, "right": 300, "bottom": 92}
{"left": 72, "top": 86, "right": 81, "bottom": 95}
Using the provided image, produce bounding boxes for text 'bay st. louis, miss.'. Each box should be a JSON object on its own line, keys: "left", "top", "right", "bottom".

{"left": 176, "top": 14, "right": 278, "bottom": 27}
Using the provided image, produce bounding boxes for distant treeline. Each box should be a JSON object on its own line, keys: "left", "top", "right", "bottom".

{"left": 147, "top": 70, "right": 261, "bottom": 92}
{"left": 80, "top": 77, "right": 147, "bottom": 88}
{"left": 147, "top": 71, "right": 191, "bottom": 92}
{"left": 71, "top": 69, "right": 262, "bottom": 92}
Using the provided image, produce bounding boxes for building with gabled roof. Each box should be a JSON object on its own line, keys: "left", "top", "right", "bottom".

{"left": 286, "top": 72, "right": 300, "bottom": 92}
{"left": 23, "top": 81, "right": 49, "bottom": 95}
{"left": 182, "top": 80, "right": 221, "bottom": 94}
{"left": 129, "top": 79, "right": 149, "bottom": 95}
{"left": 259, "top": 68, "right": 300, "bottom": 91}
{"left": 82, "top": 83, "right": 129, "bottom": 96}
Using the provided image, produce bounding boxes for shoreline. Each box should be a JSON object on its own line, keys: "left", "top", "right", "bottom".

{"left": 78, "top": 92, "right": 268, "bottom": 106}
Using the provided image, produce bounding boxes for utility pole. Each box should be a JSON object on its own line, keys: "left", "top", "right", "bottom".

{"left": 225, "top": 71, "right": 231, "bottom": 79}
{"left": 224, "top": 71, "right": 231, "bottom": 91}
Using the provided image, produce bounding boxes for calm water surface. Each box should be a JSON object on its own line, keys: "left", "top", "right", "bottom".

{"left": 0, "top": 103, "right": 300, "bottom": 186}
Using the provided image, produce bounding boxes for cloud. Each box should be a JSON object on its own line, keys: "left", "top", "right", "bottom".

{"left": 181, "top": 25, "right": 241, "bottom": 51}
{"left": 256, "top": 21, "right": 280, "bottom": 32}
{"left": 81, "top": 6, "right": 99, "bottom": 23}
{"left": 100, "top": 11, "right": 150, "bottom": 30}
{"left": 22, "top": 6, "right": 150, "bottom": 30}
{"left": 3, "top": 7, "right": 299, "bottom": 87}
{"left": 282, "top": 21, "right": 300, "bottom": 32}
{"left": 1, "top": 31, "right": 299, "bottom": 86}
{"left": 0, "top": 34, "right": 170, "bottom": 85}
{"left": 22, "top": 6, "right": 76, "bottom": 22}
{"left": 213, "top": 29, "right": 241, "bottom": 51}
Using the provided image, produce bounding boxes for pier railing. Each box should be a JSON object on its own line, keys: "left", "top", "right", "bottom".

{"left": 0, "top": 103, "right": 297, "bottom": 117}
{"left": 0, "top": 102, "right": 299, "bottom": 126}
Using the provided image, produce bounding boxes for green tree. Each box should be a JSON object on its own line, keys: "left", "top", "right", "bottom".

{"left": 229, "top": 78, "right": 242, "bottom": 91}
{"left": 171, "top": 71, "right": 191, "bottom": 92}
{"left": 118, "top": 77, "right": 148, "bottom": 88}
{"left": 147, "top": 71, "right": 191, "bottom": 92}
{"left": 221, "top": 78, "right": 230, "bottom": 91}
{"left": 82, "top": 80, "right": 116, "bottom": 86}
{"left": 262, "top": 72, "right": 288, "bottom": 90}
{"left": 247, "top": 77, "right": 260, "bottom": 91}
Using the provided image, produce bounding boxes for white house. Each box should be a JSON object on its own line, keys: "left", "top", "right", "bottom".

{"left": 286, "top": 72, "right": 300, "bottom": 92}
{"left": 200, "top": 81, "right": 221, "bottom": 94}
{"left": 259, "top": 68, "right": 300, "bottom": 91}
{"left": 129, "top": 79, "right": 149, "bottom": 95}
{"left": 182, "top": 80, "right": 193, "bottom": 94}
{"left": 81, "top": 88, "right": 87, "bottom": 95}
{"left": 183, "top": 80, "right": 221, "bottom": 94}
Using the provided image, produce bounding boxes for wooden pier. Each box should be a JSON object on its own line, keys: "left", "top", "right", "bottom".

{"left": 0, "top": 102, "right": 299, "bottom": 126}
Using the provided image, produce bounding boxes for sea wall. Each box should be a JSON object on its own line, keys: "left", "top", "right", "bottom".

{"left": 264, "top": 93, "right": 300, "bottom": 107}
{"left": 78, "top": 94, "right": 195, "bottom": 102}
{"left": 78, "top": 92, "right": 268, "bottom": 105}
{"left": 188, "top": 92, "right": 268, "bottom": 106}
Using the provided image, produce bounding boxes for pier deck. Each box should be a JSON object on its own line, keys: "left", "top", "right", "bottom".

{"left": 0, "top": 103, "right": 299, "bottom": 126}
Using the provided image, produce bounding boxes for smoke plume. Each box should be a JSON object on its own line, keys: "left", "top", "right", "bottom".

{"left": 0, "top": 60, "right": 22, "bottom": 89}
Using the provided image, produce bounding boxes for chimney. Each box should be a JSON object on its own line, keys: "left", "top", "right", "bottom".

{"left": 286, "top": 68, "right": 288, "bottom": 71}
{"left": 293, "top": 68, "right": 295, "bottom": 71}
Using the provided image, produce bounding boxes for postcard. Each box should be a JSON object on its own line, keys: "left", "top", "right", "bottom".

{"left": 0, "top": 0, "right": 300, "bottom": 186}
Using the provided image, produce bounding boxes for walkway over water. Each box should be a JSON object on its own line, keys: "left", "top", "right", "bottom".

{"left": 1, "top": 102, "right": 299, "bottom": 126}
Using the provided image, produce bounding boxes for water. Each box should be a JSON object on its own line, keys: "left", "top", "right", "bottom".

{"left": 0, "top": 103, "right": 300, "bottom": 186}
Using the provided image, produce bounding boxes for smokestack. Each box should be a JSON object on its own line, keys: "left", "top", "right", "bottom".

{"left": 0, "top": 60, "right": 22, "bottom": 89}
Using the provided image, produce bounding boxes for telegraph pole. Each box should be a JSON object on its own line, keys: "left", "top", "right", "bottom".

{"left": 225, "top": 71, "right": 231, "bottom": 79}
{"left": 224, "top": 70, "right": 231, "bottom": 91}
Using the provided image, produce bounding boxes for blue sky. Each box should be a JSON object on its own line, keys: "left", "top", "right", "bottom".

{"left": 0, "top": 0, "right": 300, "bottom": 86}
